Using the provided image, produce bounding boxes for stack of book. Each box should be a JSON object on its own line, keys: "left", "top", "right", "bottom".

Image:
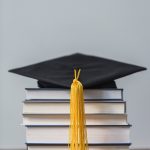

{"left": 23, "top": 88, "right": 131, "bottom": 150}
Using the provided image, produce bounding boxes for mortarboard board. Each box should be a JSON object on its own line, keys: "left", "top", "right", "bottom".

{"left": 9, "top": 53, "right": 146, "bottom": 88}
{"left": 9, "top": 53, "right": 147, "bottom": 149}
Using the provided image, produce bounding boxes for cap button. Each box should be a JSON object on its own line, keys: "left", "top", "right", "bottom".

{"left": 73, "top": 79, "right": 78, "bottom": 84}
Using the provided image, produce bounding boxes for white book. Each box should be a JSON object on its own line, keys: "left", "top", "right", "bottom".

{"left": 23, "top": 101, "right": 126, "bottom": 114}
{"left": 27, "top": 145, "right": 130, "bottom": 150}
{"left": 23, "top": 114, "right": 128, "bottom": 125}
{"left": 25, "top": 88, "right": 123, "bottom": 100}
{"left": 26, "top": 125, "right": 131, "bottom": 144}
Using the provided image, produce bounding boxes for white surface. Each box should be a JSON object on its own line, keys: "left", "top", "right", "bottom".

{"left": 26, "top": 126, "right": 130, "bottom": 143}
{"left": 23, "top": 102, "right": 125, "bottom": 114}
{"left": 0, "top": 0, "right": 150, "bottom": 148}
{"left": 26, "top": 89, "right": 122, "bottom": 99}
{"left": 27, "top": 145, "right": 129, "bottom": 150}
{"left": 23, "top": 114, "right": 127, "bottom": 125}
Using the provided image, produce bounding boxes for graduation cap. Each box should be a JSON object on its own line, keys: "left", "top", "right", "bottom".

{"left": 9, "top": 53, "right": 146, "bottom": 89}
{"left": 9, "top": 53, "right": 146, "bottom": 149}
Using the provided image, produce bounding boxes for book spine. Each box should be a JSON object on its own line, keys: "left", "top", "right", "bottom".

{"left": 22, "top": 113, "right": 127, "bottom": 115}
{"left": 26, "top": 143, "right": 132, "bottom": 146}
{"left": 25, "top": 124, "right": 132, "bottom": 127}
{"left": 23, "top": 100, "right": 125, "bottom": 103}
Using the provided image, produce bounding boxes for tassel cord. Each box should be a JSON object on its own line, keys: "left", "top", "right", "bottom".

{"left": 69, "top": 69, "right": 88, "bottom": 150}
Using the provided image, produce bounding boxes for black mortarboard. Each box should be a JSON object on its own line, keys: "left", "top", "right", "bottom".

{"left": 9, "top": 53, "right": 146, "bottom": 88}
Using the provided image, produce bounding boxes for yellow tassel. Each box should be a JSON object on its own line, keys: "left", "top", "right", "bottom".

{"left": 68, "top": 69, "right": 89, "bottom": 150}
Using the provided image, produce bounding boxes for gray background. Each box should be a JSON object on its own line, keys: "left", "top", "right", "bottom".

{"left": 0, "top": 0, "right": 150, "bottom": 149}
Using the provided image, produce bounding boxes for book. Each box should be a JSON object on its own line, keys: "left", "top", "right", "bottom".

{"left": 23, "top": 101, "right": 126, "bottom": 114}
{"left": 27, "top": 143, "right": 131, "bottom": 150}
{"left": 26, "top": 125, "right": 131, "bottom": 144}
{"left": 23, "top": 114, "right": 128, "bottom": 125}
{"left": 22, "top": 88, "right": 130, "bottom": 149}
{"left": 25, "top": 88, "right": 123, "bottom": 100}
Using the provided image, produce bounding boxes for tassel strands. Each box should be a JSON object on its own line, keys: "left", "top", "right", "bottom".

{"left": 69, "top": 69, "right": 89, "bottom": 150}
